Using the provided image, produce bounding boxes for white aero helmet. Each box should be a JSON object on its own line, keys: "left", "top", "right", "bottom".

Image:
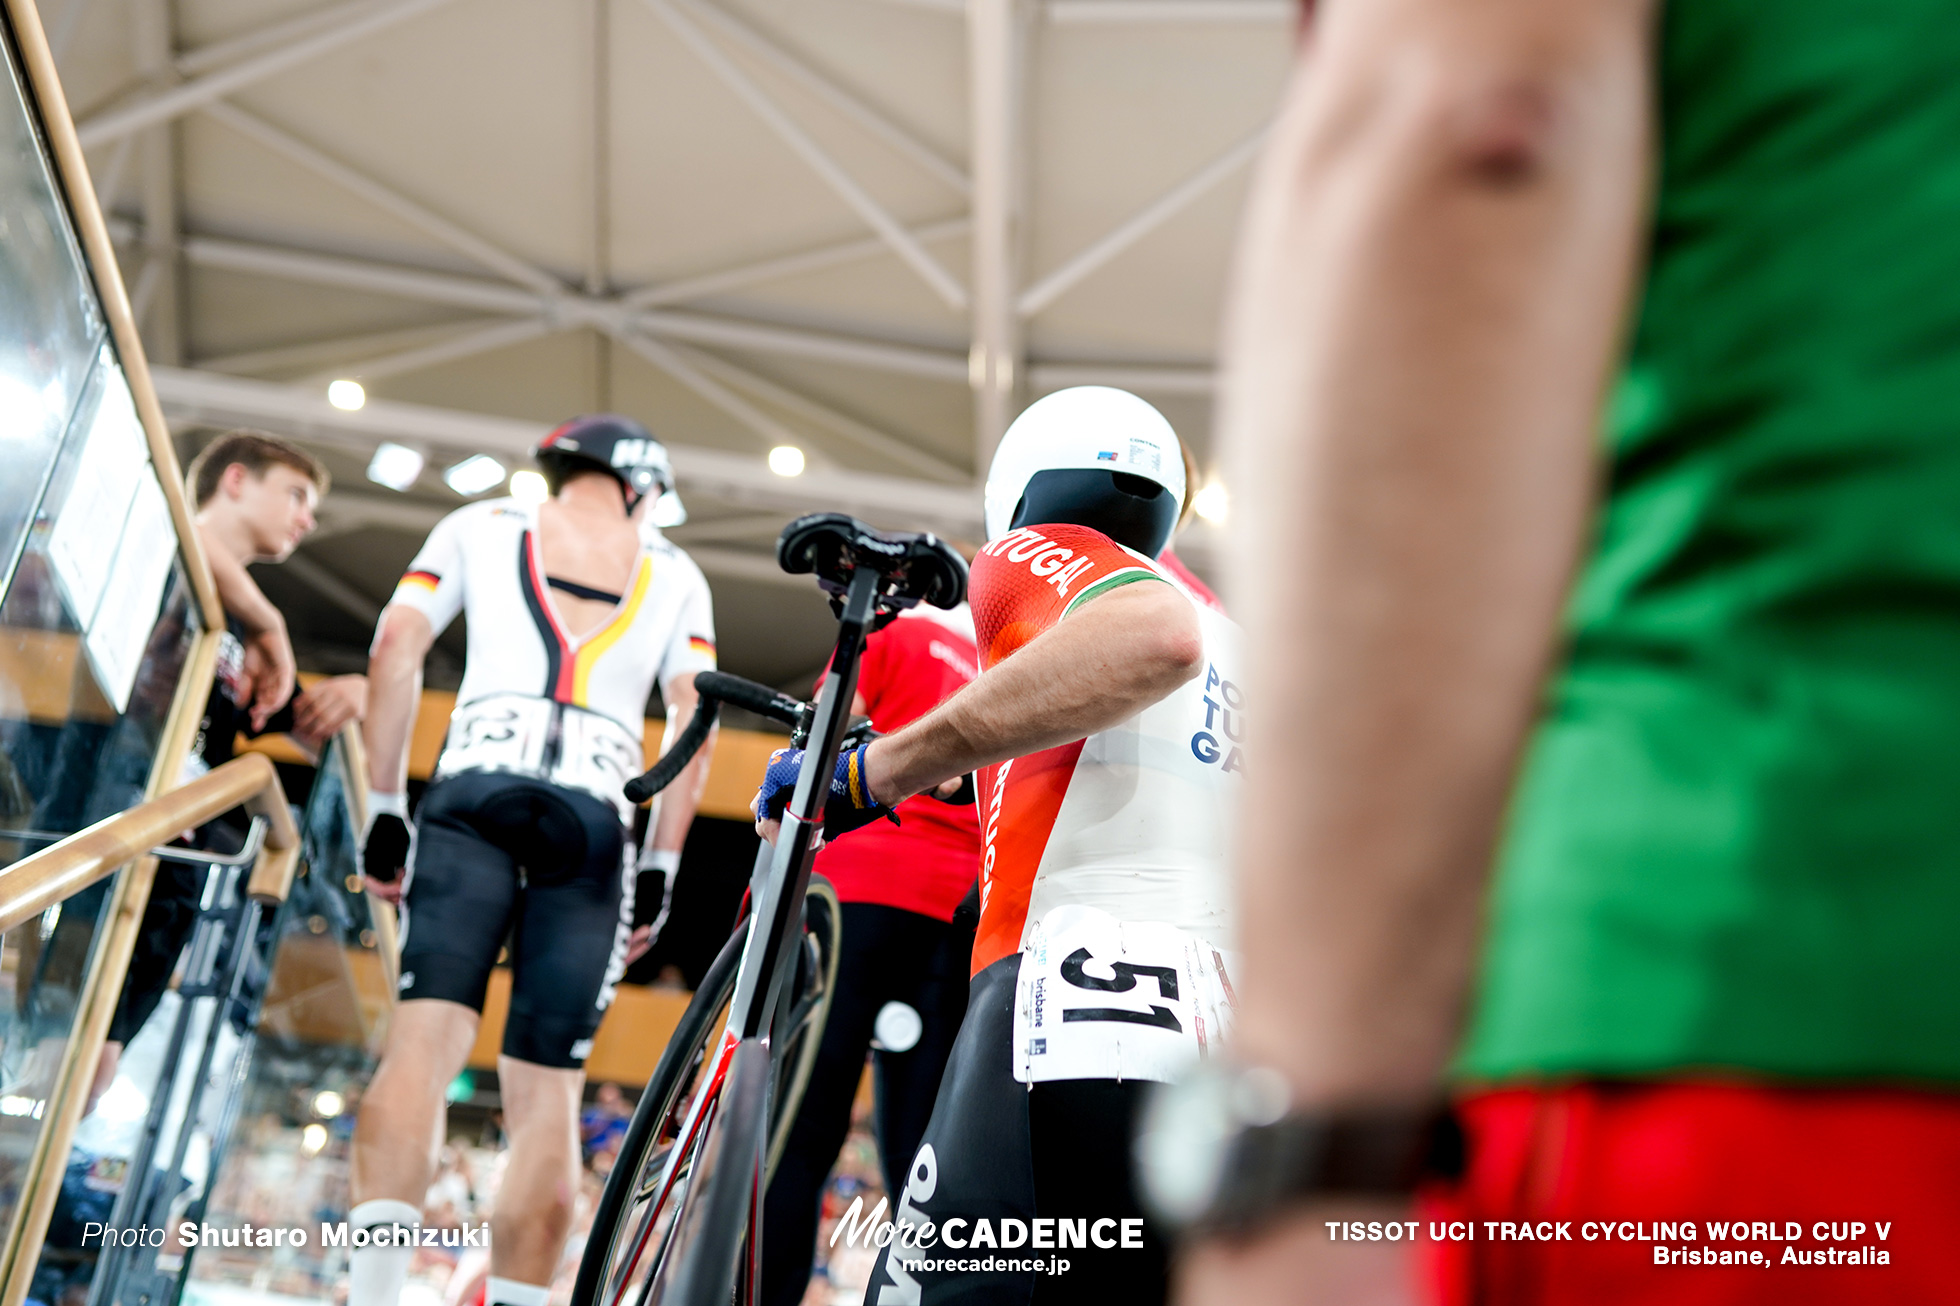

{"left": 983, "top": 386, "right": 1186, "bottom": 557}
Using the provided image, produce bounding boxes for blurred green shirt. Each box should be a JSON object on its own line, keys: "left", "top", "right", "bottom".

{"left": 1464, "top": 1, "right": 1960, "bottom": 1083}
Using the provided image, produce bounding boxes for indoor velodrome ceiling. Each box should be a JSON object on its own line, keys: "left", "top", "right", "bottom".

{"left": 44, "top": 0, "right": 1292, "bottom": 689}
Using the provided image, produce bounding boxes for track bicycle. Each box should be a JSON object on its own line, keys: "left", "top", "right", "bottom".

{"left": 573, "top": 513, "right": 967, "bottom": 1306}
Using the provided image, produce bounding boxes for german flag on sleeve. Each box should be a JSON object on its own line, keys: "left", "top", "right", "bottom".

{"left": 394, "top": 569, "right": 440, "bottom": 599}
{"left": 688, "top": 635, "right": 716, "bottom": 662}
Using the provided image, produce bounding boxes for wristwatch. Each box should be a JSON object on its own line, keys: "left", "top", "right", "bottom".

{"left": 1134, "top": 1059, "right": 1463, "bottom": 1239}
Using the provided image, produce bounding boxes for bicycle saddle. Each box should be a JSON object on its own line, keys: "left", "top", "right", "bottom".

{"left": 777, "top": 513, "right": 967, "bottom": 614}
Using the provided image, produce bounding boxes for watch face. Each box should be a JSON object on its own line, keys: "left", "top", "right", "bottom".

{"left": 1134, "top": 1068, "right": 1236, "bottom": 1227}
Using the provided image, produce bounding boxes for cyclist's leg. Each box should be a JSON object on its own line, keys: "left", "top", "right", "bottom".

{"left": 871, "top": 907, "right": 973, "bottom": 1198}
{"left": 866, "top": 955, "right": 1037, "bottom": 1306}
{"left": 351, "top": 777, "right": 516, "bottom": 1306}
{"left": 1026, "top": 1079, "right": 1169, "bottom": 1304}
{"left": 354, "top": 776, "right": 517, "bottom": 1206}
{"left": 493, "top": 783, "right": 632, "bottom": 1285}
{"left": 760, "top": 902, "right": 893, "bottom": 1306}
{"left": 492, "top": 1057, "right": 586, "bottom": 1282}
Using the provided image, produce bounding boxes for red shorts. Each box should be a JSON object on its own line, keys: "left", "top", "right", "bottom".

{"left": 1418, "top": 1081, "right": 1960, "bottom": 1306}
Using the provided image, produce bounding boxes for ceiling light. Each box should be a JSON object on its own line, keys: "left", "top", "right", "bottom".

{"left": 509, "top": 470, "right": 549, "bottom": 505}
{"left": 767, "top": 445, "right": 805, "bottom": 478}
{"left": 327, "top": 379, "right": 366, "bottom": 411}
{"left": 444, "top": 454, "right": 507, "bottom": 496}
{"left": 1192, "top": 481, "right": 1229, "bottom": 524}
{"left": 365, "top": 442, "right": 424, "bottom": 492}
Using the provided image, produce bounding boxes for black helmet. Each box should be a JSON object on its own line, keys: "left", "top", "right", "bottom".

{"left": 534, "top": 414, "right": 676, "bottom": 515}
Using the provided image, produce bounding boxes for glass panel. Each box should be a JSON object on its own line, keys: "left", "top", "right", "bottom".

{"left": 0, "top": 26, "right": 106, "bottom": 597}
{"left": 40, "top": 737, "right": 395, "bottom": 1302}
{"left": 0, "top": 352, "right": 200, "bottom": 870}
{"left": 0, "top": 555, "right": 197, "bottom": 1248}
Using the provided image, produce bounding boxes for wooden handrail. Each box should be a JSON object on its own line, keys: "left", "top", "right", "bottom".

{"left": 0, "top": 755, "right": 297, "bottom": 935}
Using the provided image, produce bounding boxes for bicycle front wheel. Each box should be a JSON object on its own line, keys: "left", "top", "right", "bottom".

{"left": 573, "top": 924, "right": 744, "bottom": 1306}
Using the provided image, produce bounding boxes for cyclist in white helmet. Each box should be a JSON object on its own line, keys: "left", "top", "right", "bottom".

{"left": 350, "top": 416, "right": 718, "bottom": 1306}
{"left": 755, "top": 387, "right": 1242, "bottom": 1305}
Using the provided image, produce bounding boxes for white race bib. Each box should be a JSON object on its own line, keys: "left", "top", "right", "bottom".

{"left": 436, "top": 694, "right": 643, "bottom": 823}
{"left": 1011, "top": 904, "right": 1237, "bottom": 1085}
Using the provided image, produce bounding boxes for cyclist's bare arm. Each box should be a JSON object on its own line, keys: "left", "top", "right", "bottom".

{"left": 862, "top": 580, "right": 1201, "bottom": 807}
{"left": 1186, "top": 0, "right": 1654, "bottom": 1300}
{"left": 365, "top": 605, "right": 434, "bottom": 797}
{"left": 647, "top": 671, "right": 715, "bottom": 856}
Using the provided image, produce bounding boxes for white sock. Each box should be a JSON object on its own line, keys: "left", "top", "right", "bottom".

{"left": 485, "top": 1277, "right": 551, "bottom": 1306}
{"left": 347, "top": 1199, "right": 421, "bottom": 1306}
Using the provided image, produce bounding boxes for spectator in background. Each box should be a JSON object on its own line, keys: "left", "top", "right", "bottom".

{"left": 1171, "top": 0, "right": 1960, "bottom": 1303}
{"left": 760, "top": 594, "right": 982, "bottom": 1306}
{"left": 105, "top": 431, "right": 365, "bottom": 1081}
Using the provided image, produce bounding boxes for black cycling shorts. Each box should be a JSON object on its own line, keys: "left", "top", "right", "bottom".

{"left": 864, "top": 954, "right": 1170, "bottom": 1306}
{"left": 398, "top": 771, "right": 633, "bottom": 1069}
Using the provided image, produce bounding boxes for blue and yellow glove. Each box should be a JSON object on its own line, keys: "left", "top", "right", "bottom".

{"left": 754, "top": 742, "right": 897, "bottom": 839}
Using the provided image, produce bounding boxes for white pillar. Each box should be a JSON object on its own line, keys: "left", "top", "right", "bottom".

{"left": 967, "top": 0, "right": 1029, "bottom": 481}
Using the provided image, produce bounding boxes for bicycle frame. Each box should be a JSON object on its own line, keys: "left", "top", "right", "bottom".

{"left": 651, "top": 564, "right": 885, "bottom": 1305}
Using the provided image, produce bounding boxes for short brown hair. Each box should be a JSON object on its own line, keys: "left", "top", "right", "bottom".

{"left": 186, "top": 431, "right": 330, "bottom": 507}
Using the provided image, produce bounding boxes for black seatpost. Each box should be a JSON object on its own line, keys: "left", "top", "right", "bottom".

{"left": 728, "top": 563, "right": 882, "bottom": 1045}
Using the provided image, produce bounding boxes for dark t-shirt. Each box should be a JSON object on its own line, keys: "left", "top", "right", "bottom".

{"left": 191, "top": 621, "right": 295, "bottom": 773}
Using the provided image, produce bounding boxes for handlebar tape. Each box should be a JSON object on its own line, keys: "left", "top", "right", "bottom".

{"left": 624, "top": 695, "right": 720, "bottom": 804}
{"left": 694, "top": 671, "right": 803, "bottom": 726}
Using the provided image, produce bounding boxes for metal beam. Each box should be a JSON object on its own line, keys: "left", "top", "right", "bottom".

{"left": 1046, "top": 0, "right": 1293, "bottom": 21}
{"left": 1027, "top": 360, "right": 1214, "bottom": 394}
{"left": 668, "top": 512, "right": 791, "bottom": 545}
{"left": 670, "top": 342, "right": 968, "bottom": 481}
{"left": 48, "top": 0, "right": 98, "bottom": 61}
{"left": 76, "top": 0, "right": 463, "bottom": 149}
{"left": 643, "top": 0, "right": 969, "bottom": 311}
{"left": 167, "top": 230, "right": 972, "bottom": 378}
{"left": 200, "top": 100, "right": 564, "bottom": 295}
{"left": 621, "top": 216, "right": 969, "bottom": 308}
{"left": 586, "top": 0, "right": 611, "bottom": 297}
{"left": 968, "top": 0, "right": 1029, "bottom": 470}
{"left": 90, "top": 132, "right": 137, "bottom": 211}
{"left": 176, "top": 0, "right": 416, "bottom": 77}
{"left": 195, "top": 319, "right": 508, "bottom": 376}
{"left": 281, "top": 551, "right": 385, "bottom": 626}
{"left": 180, "top": 232, "right": 542, "bottom": 314}
{"left": 315, "top": 316, "right": 559, "bottom": 384}
{"left": 145, "top": 233, "right": 1207, "bottom": 391}
{"left": 134, "top": 0, "right": 181, "bottom": 365}
{"left": 635, "top": 308, "right": 969, "bottom": 381}
{"left": 861, "top": 0, "right": 966, "bottom": 12}
{"left": 615, "top": 331, "right": 807, "bottom": 452}
{"left": 675, "top": 0, "right": 969, "bottom": 196}
{"left": 1017, "top": 126, "right": 1263, "bottom": 316}
{"left": 147, "top": 367, "right": 987, "bottom": 536}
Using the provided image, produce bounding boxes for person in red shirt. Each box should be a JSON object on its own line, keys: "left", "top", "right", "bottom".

{"left": 760, "top": 600, "right": 982, "bottom": 1306}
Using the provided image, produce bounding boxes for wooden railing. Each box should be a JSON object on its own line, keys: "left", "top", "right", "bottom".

{"left": 0, "top": 754, "right": 299, "bottom": 935}
{"left": 0, "top": 754, "right": 303, "bottom": 1306}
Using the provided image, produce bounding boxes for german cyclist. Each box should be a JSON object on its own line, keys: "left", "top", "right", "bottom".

{"left": 755, "top": 386, "right": 1240, "bottom": 1305}
{"left": 350, "top": 415, "right": 718, "bottom": 1306}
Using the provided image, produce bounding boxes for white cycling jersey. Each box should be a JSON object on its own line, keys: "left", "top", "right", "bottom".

{"left": 966, "top": 523, "right": 1244, "bottom": 1086}
{"left": 384, "top": 498, "right": 717, "bottom": 821}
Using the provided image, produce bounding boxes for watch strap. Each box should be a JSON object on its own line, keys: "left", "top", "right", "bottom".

{"left": 1206, "top": 1105, "right": 1463, "bottom": 1237}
